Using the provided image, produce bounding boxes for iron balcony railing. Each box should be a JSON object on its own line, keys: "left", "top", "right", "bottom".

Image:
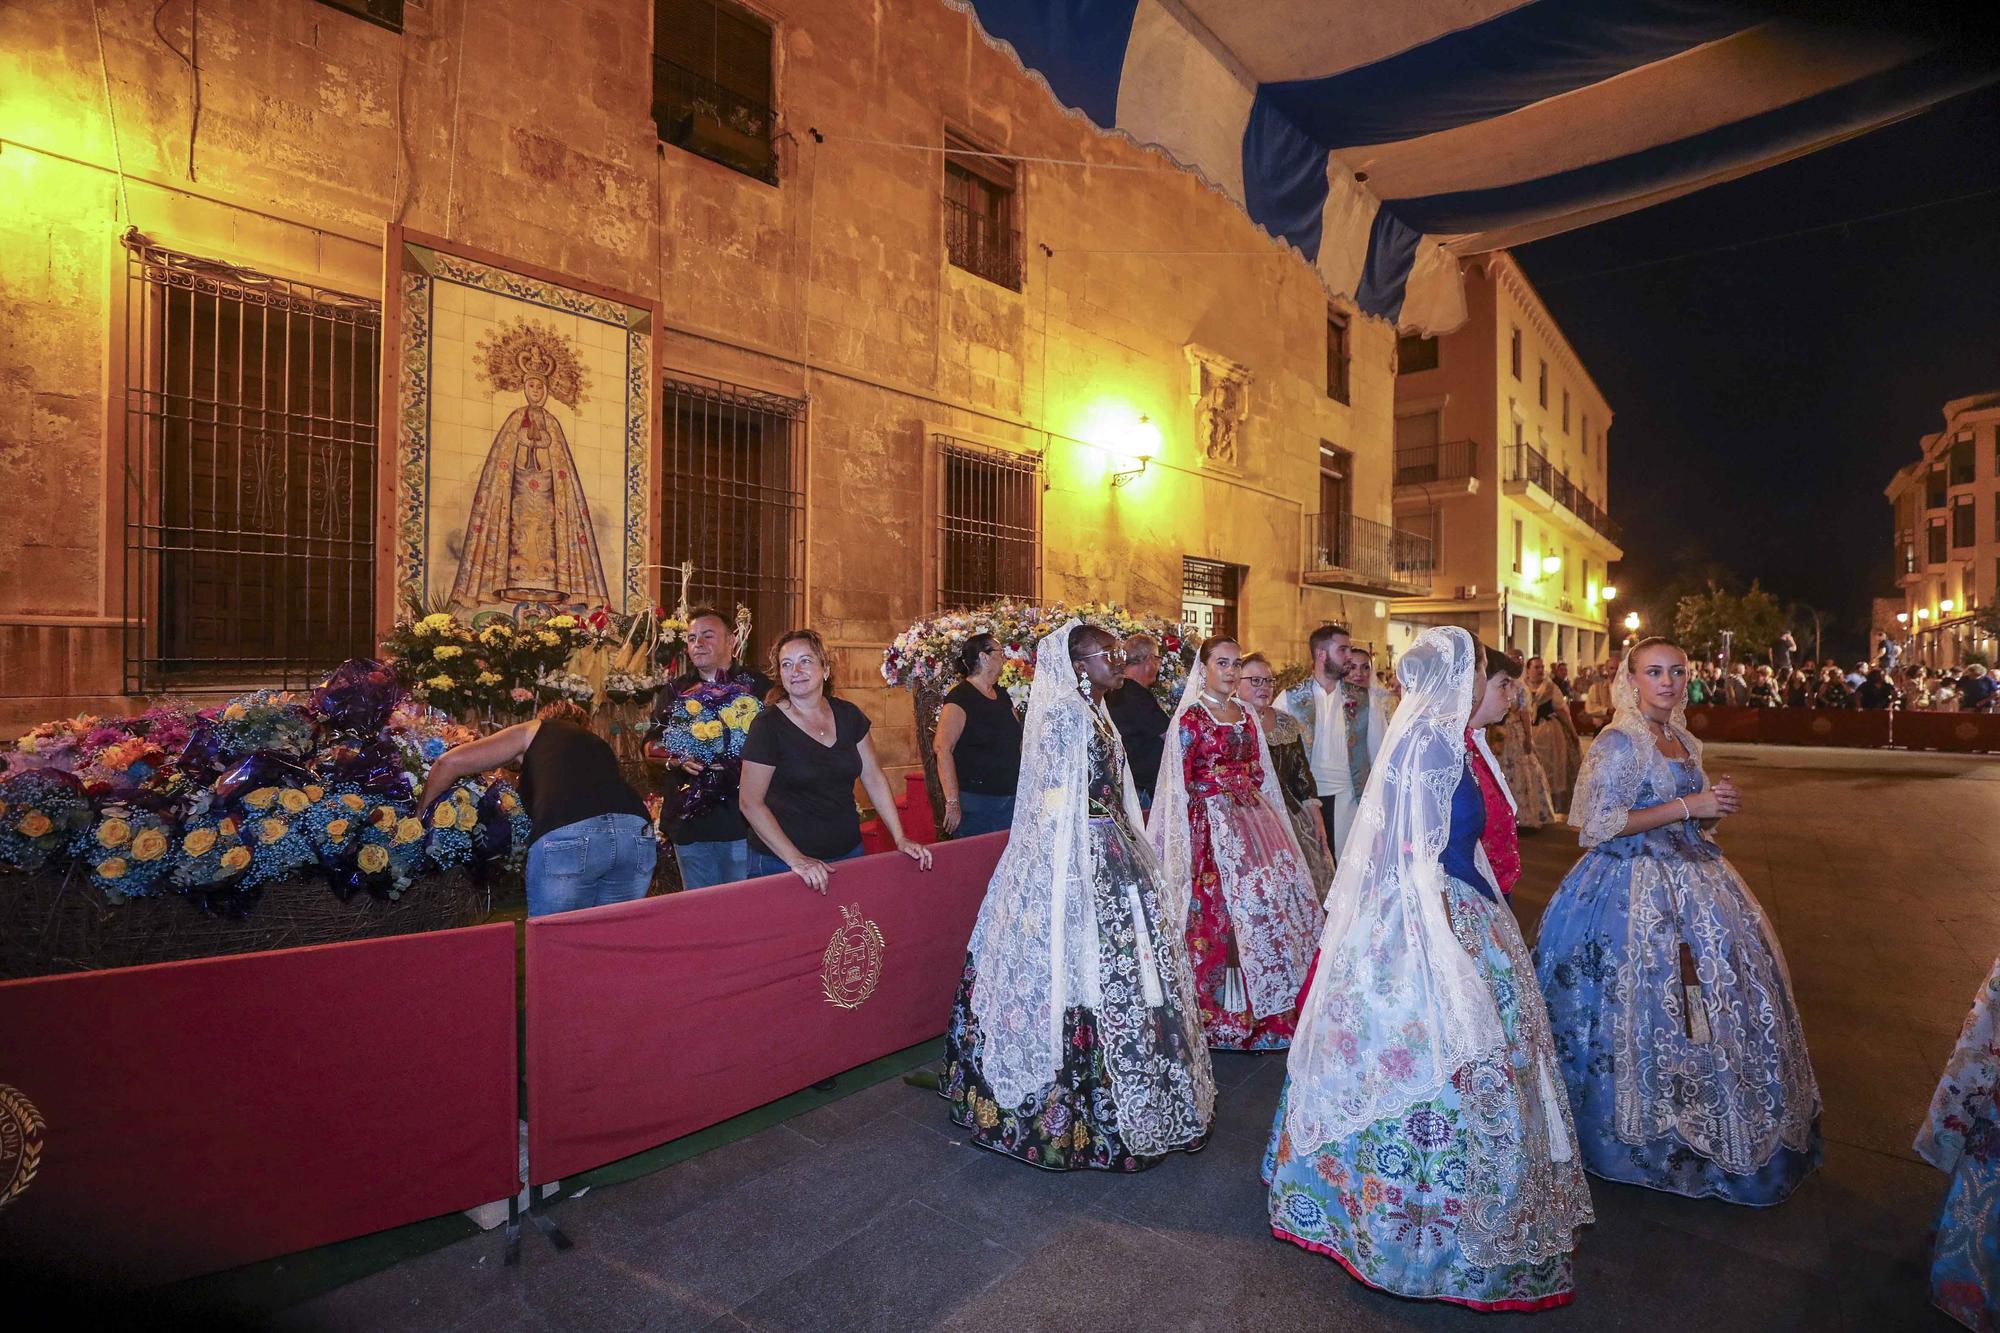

{"left": 1309, "top": 511, "right": 1434, "bottom": 587}
{"left": 652, "top": 58, "right": 777, "bottom": 184}
{"left": 944, "top": 196, "right": 1025, "bottom": 291}
{"left": 1394, "top": 439, "right": 1477, "bottom": 486}
{"left": 1505, "top": 444, "right": 1621, "bottom": 544}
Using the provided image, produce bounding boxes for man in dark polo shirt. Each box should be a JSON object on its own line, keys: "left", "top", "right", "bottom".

{"left": 649, "top": 607, "right": 773, "bottom": 889}
{"left": 1105, "top": 631, "right": 1170, "bottom": 809}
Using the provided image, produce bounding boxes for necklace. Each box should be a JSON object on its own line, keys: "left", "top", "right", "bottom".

{"left": 789, "top": 702, "right": 835, "bottom": 742}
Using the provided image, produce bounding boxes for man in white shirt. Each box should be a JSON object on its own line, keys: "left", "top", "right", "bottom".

{"left": 1278, "top": 624, "right": 1383, "bottom": 861}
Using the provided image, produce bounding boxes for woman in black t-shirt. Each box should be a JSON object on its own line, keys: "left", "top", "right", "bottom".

{"left": 934, "top": 633, "right": 1023, "bottom": 839}
{"left": 739, "top": 629, "right": 933, "bottom": 891}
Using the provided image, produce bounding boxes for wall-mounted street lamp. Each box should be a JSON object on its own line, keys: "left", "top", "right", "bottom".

{"left": 1539, "top": 554, "right": 1562, "bottom": 578}
{"left": 1623, "top": 611, "right": 1641, "bottom": 632}
{"left": 1109, "top": 413, "right": 1158, "bottom": 488}
{"left": 1601, "top": 585, "right": 1618, "bottom": 602}
{"left": 1941, "top": 599, "right": 1956, "bottom": 614}
{"left": 1896, "top": 611, "right": 1909, "bottom": 625}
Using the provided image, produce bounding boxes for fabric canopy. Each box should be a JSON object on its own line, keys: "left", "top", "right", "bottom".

{"left": 952, "top": 1, "right": 2000, "bottom": 330}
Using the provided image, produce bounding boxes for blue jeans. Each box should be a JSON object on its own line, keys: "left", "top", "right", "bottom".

{"left": 674, "top": 838, "right": 749, "bottom": 890}
{"left": 525, "top": 813, "right": 658, "bottom": 917}
{"left": 747, "top": 843, "right": 863, "bottom": 880}
{"left": 954, "top": 791, "right": 1015, "bottom": 838}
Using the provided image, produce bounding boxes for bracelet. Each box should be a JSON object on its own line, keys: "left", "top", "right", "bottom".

{"left": 945, "top": 798, "right": 961, "bottom": 807}
{"left": 1677, "top": 797, "right": 1692, "bottom": 821}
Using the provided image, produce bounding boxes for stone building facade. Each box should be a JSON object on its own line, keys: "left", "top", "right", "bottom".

{"left": 1385, "top": 254, "right": 1623, "bottom": 668}
{"left": 1885, "top": 391, "right": 2000, "bottom": 668}
{"left": 0, "top": 0, "right": 1415, "bottom": 770}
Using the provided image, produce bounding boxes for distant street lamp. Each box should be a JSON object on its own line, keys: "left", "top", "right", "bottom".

{"left": 1896, "top": 611, "right": 1909, "bottom": 625}
{"left": 1601, "top": 585, "right": 1618, "bottom": 602}
{"left": 1941, "top": 599, "right": 1956, "bottom": 614}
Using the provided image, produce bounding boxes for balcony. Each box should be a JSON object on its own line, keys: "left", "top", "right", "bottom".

{"left": 652, "top": 59, "right": 777, "bottom": 184}
{"left": 1305, "top": 511, "right": 1433, "bottom": 596}
{"left": 1504, "top": 445, "right": 1623, "bottom": 551}
{"left": 1394, "top": 440, "right": 1479, "bottom": 494}
{"left": 944, "top": 197, "right": 1024, "bottom": 291}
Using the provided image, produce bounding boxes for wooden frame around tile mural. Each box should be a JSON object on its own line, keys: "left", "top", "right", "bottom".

{"left": 382, "top": 229, "right": 657, "bottom": 626}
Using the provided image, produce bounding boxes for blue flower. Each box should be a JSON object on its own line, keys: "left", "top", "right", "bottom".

{"left": 1404, "top": 1108, "right": 1453, "bottom": 1150}
{"left": 1278, "top": 1189, "right": 1327, "bottom": 1234}
{"left": 1374, "top": 1141, "right": 1416, "bottom": 1181}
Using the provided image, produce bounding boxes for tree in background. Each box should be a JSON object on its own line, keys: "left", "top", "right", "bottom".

{"left": 1675, "top": 581, "right": 1787, "bottom": 663}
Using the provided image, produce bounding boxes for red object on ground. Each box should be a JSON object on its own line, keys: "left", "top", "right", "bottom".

{"left": 525, "top": 832, "right": 1004, "bottom": 1183}
{"left": 0, "top": 924, "right": 518, "bottom": 1285}
{"left": 859, "top": 771, "right": 940, "bottom": 851}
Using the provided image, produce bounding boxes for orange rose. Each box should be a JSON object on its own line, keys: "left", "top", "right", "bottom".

{"left": 220, "top": 846, "right": 252, "bottom": 872}
{"left": 16, "top": 813, "right": 52, "bottom": 839}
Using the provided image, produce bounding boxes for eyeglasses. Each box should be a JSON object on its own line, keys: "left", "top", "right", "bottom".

{"left": 1239, "top": 675, "right": 1275, "bottom": 687}
{"left": 1076, "top": 648, "right": 1127, "bottom": 666}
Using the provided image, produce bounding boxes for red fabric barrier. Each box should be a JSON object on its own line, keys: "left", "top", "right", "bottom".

{"left": 1685, "top": 705, "right": 1764, "bottom": 742}
{"left": 526, "top": 831, "right": 1003, "bottom": 1183}
{"left": 1895, "top": 711, "right": 2000, "bottom": 753}
{"left": 0, "top": 924, "right": 517, "bottom": 1285}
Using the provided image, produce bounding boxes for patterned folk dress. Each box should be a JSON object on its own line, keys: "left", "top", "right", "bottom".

{"left": 941, "top": 711, "right": 1210, "bottom": 1171}
{"left": 1176, "top": 704, "right": 1322, "bottom": 1050}
{"left": 1264, "top": 756, "right": 1591, "bottom": 1311}
{"left": 1917, "top": 954, "right": 2000, "bottom": 1331}
{"left": 1533, "top": 728, "right": 1821, "bottom": 1204}
{"left": 1492, "top": 696, "right": 1558, "bottom": 830}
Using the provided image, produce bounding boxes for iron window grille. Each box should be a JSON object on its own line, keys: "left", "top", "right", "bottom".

{"left": 1182, "top": 556, "right": 1241, "bottom": 642}
{"left": 944, "top": 134, "right": 1023, "bottom": 291}
{"left": 653, "top": 0, "right": 778, "bottom": 183}
{"left": 934, "top": 437, "right": 1040, "bottom": 610}
{"left": 660, "top": 373, "right": 806, "bottom": 662}
{"left": 312, "top": 0, "right": 403, "bottom": 31}
{"left": 120, "top": 232, "right": 380, "bottom": 693}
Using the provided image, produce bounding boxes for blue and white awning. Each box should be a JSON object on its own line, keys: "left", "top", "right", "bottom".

{"left": 954, "top": 0, "right": 1999, "bottom": 330}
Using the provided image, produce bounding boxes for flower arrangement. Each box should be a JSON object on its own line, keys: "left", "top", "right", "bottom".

{"left": 536, "top": 669, "right": 596, "bottom": 707}
{"left": 72, "top": 803, "right": 177, "bottom": 898}
{"left": 659, "top": 681, "right": 762, "bottom": 823}
{"left": 881, "top": 600, "right": 1190, "bottom": 710}
{"left": 603, "top": 670, "right": 663, "bottom": 705}
{"left": 0, "top": 769, "right": 92, "bottom": 871}
{"left": 0, "top": 658, "right": 532, "bottom": 919}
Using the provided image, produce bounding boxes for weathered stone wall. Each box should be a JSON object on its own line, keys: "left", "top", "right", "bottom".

{"left": 0, "top": 0, "right": 1399, "bottom": 769}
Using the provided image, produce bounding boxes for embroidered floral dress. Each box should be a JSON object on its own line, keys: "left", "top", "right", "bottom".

{"left": 1177, "top": 704, "right": 1321, "bottom": 1050}
{"left": 1533, "top": 729, "right": 1821, "bottom": 1204}
{"left": 1264, "top": 758, "right": 1591, "bottom": 1311}
{"left": 1917, "top": 954, "right": 2000, "bottom": 1331}
{"left": 1261, "top": 708, "right": 1336, "bottom": 902}
{"left": 1527, "top": 679, "right": 1580, "bottom": 815}
{"left": 941, "top": 713, "right": 1209, "bottom": 1171}
{"left": 1492, "top": 698, "right": 1557, "bottom": 829}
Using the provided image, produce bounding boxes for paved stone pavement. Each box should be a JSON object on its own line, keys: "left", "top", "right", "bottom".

{"left": 281, "top": 743, "right": 2000, "bottom": 1331}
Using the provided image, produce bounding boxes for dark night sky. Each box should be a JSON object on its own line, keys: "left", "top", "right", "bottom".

{"left": 1512, "top": 79, "right": 2000, "bottom": 659}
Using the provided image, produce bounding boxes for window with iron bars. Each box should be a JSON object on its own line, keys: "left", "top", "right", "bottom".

{"left": 312, "top": 0, "right": 403, "bottom": 31}
{"left": 653, "top": 0, "right": 778, "bottom": 183}
{"left": 933, "top": 437, "right": 1040, "bottom": 610}
{"left": 944, "top": 133, "right": 1023, "bottom": 291}
{"left": 660, "top": 374, "right": 806, "bottom": 664}
{"left": 120, "top": 233, "right": 380, "bottom": 692}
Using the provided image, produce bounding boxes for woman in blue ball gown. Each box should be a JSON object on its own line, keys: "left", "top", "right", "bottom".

{"left": 1534, "top": 637, "right": 1821, "bottom": 1205}
{"left": 1266, "top": 627, "right": 1592, "bottom": 1311}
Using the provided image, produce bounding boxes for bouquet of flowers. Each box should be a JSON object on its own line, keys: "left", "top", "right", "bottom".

{"left": 660, "top": 682, "right": 762, "bottom": 822}
{"left": 72, "top": 803, "right": 177, "bottom": 898}
{"left": 181, "top": 690, "right": 317, "bottom": 773}
{"left": 603, "top": 670, "right": 663, "bottom": 705}
{"left": 513, "top": 612, "right": 591, "bottom": 679}
{"left": 536, "top": 669, "right": 596, "bottom": 707}
{"left": 383, "top": 612, "right": 494, "bottom": 716}
{"left": 171, "top": 809, "right": 253, "bottom": 893}
{"left": 421, "top": 781, "right": 484, "bottom": 872}
{"left": 472, "top": 779, "right": 532, "bottom": 880}
{"left": 0, "top": 768, "right": 92, "bottom": 871}
{"left": 881, "top": 599, "right": 1190, "bottom": 711}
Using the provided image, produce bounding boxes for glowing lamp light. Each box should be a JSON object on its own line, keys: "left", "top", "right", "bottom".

{"left": 1896, "top": 612, "right": 1909, "bottom": 625}
{"left": 1372, "top": 600, "right": 1388, "bottom": 619}
{"left": 1601, "top": 585, "right": 1618, "bottom": 602}
{"left": 1540, "top": 555, "right": 1562, "bottom": 576}
{"left": 1623, "top": 612, "right": 1642, "bottom": 632}
{"left": 1941, "top": 599, "right": 1956, "bottom": 613}
{"left": 1917, "top": 608, "right": 1931, "bottom": 621}
{"left": 1108, "top": 413, "right": 1159, "bottom": 488}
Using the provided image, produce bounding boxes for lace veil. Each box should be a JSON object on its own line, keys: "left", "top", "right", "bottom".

{"left": 1284, "top": 626, "right": 1508, "bottom": 1151}
{"left": 1569, "top": 640, "right": 1705, "bottom": 847}
{"left": 1146, "top": 650, "right": 1306, "bottom": 937}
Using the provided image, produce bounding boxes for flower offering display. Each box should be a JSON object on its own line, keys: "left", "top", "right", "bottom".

{"left": 881, "top": 599, "right": 1191, "bottom": 709}
{"left": 0, "top": 658, "right": 534, "bottom": 920}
